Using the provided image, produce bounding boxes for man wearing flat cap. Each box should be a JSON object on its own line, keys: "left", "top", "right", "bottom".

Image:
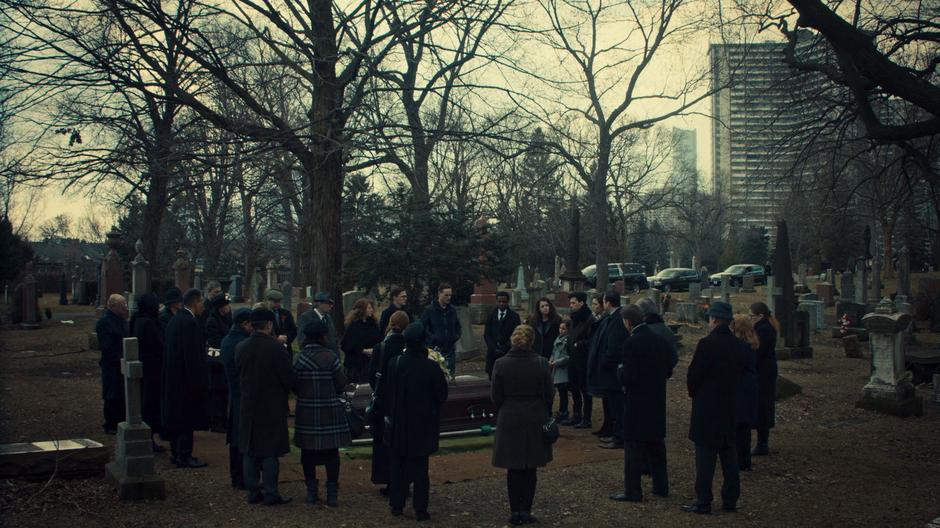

{"left": 297, "top": 292, "right": 337, "bottom": 351}
{"left": 682, "top": 301, "right": 743, "bottom": 515}
{"left": 221, "top": 307, "right": 252, "bottom": 490}
{"left": 236, "top": 307, "right": 296, "bottom": 505}
{"left": 267, "top": 289, "right": 298, "bottom": 351}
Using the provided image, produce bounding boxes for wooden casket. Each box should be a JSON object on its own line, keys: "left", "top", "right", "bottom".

{"left": 350, "top": 375, "right": 497, "bottom": 438}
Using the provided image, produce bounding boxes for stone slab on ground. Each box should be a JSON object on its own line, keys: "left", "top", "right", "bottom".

{"left": 855, "top": 392, "right": 923, "bottom": 418}
{"left": 776, "top": 346, "right": 813, "bottom": 360}
{"left": 0, "top": 438, "right": 108, "bottom": 480}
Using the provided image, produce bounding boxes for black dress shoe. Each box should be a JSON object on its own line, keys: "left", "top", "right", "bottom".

{"left": 573, "top": 420, "right": 593, "bottom": 429}
{"left": 599, "top": 441, "right": 624, "bottom": 449}
{"left": 751, "top": 445, "right": 769, "bottom": 456}
{"left": 263, "top": 495, "right": 292, "bottom": 506}
{"left": 722, "top": 504, "right": 737, "bottom": 513}
{"left": 246, "top": 492, "right": 263, "bottom": 504}
{"left": 520, "top": 511, "right": 537, "bottom": 524}
{"left": 176, "top": 457, "right": 208, "bottom": 468}
{"left": 170, "top": 457, "right": 180, "bottom": 466}
{"left": 652, "top": 490, "right": 668, "bottom": 498}
{"left": 681, "top": 504, "right": 711, "bottom": 514}
{"left": 390, "top": 508, "right": 403, "bottom": 517}
{"left": 415, "top": 511, "right": 431, "bottom": 522}
{"left": 560, "top": 416, "right": 581, "bottom": 426}
{"left": 508, "top": 512, "right": 523, "bottom": 525}
{"left": 379, "top": 486, "right": 389, "bottom": 497}
{"left": 609, "top": 492, "right": 642, "bottom": 502}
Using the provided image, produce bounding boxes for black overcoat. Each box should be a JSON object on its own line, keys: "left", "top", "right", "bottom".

{"left": 735, "top": 340, "right": 759, "bottom": 427}
{"left": 161, "top": 309, "right": 210, "bottom": 432}
{"left": 379, "top": 346, "right": 448, "bottom": 458}
{"left": 420, "top": 300, "right": 461, "bottom": 354}
{"left": 530, "top": 318, "right": 560, "bottom": 360}
{"left": 96, "top": 309, "right": 128, "bottom": 400}
{"left": 587, "top": 312, "right": 628, "bottom": 396}
{"left": 367, "top": 331, "right": 406, "bottom": 485}
{"left": 236, "top": 333, "right": 296, "bottom": 457}
{"left": 133, "top": 313, "right": 164, "bottom": 434}
{"left": 620, "top": 324, "right": 677, "bottom": 441}
{"left": 754, "top": 318, "right": 778, "bottom": 429}
{"left": 491, "top": 348, "right": 554, "bottom": 469}
{"left": 204, "top": 311, "right": 232, "bottom": 349}
{"left": 341, "top": 318, "right": 382, "bottom": 383}
{"left": 687, "top": 324, "right": 742, "bottom": 448}
{"left": 220, "top": 325, "right": 250, "bottom": 446}
{"left": 272, "top": 308, "right": 298, "bottom": 349}
{"left": 484, "top": 307, "right": 521, "bottom": 376}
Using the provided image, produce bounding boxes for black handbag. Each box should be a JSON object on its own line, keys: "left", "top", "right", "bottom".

{"left": 341, "top": 392, "right": 366, "bottom": 439}
{"left": 542, "top": 416, "right": 560, "bottom": 444}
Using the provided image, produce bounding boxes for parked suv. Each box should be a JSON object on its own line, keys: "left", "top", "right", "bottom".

{"left": 647, "top": 268, "right": 701, "bottom": 292}
{"left": 582, "top": 262, "right": 649, "bottom": 292}
{"left": 709, "top": 264, "right": 766, "bottom": 287}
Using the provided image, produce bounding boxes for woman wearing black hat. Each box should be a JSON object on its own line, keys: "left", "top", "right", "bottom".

{"left": 293, "top": 318, "right": 351, "bottom": 507}
{"left": 491, "top": 324, "right": 555, "bottom": 525}
{"left": 131, "top": 292, "right": 166, "bottom": 451}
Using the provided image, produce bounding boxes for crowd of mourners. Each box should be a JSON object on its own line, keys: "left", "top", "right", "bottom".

{"left": 95, "top": 279, "right": 780, "bottom": 523}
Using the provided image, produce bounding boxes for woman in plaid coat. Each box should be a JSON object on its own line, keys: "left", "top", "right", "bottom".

{"left": 293, "top": 319, "right": 351, "bottom": 507}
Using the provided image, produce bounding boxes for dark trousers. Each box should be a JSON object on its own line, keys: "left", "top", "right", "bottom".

{"left": 103, "top": 398, "right": 125, "bottom": 430}
{"left": 506, "top": 468, "right": 538, "bottom": 513}
{"left": 568, "top": 357, "right": 592, "bottom": 420}
{"left": 624, "top": 440, "right": 668, "bottom": 499}
{"left": 694, "top": 438, "right": 740, "bottom": 508}
{"left": 390, "top": 455, "right": 430, "bottom": 514}
{"left": 608, "top": 393, "right": 624, "bottom": 441}
{"left": 243, "top": 455, "right": 280, "bottom": 501}
{"left": 736, "top": 425, "right": 752, "bottom": 469}
{"left": 169, "top": 429, "right": 194, "bottom": 462}
{"left": 228, "top": 445, "right": 244, "bottom": 487}
{"left": 301, "top": 448, "right": 340, "bottom": 483}
{"left": 756, "top": 427, "right": 770, "bottom": 448}
{"left": 101, "top": 364, "right": 125, "bottom": 430}
{"left": 555, "top": 383, "right": 569, "bottom": 415}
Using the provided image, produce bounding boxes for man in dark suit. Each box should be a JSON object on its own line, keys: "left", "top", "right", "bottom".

{"left": 587, "top": 291, "right": 629, "bottom": 448}
{"left": 610, "top": 304, "right": 677, "bottom": 502}
{"left": 162, "top": 288, "right": 210, "bottom": 468}
{"left": 682, "top": 301, "right": 743, "bottom": 514}
{"left": 379, "top": 287, "right": 412, "bottom": 335}
{"left": 236, "top": 307, "right": 296, "bottom": 505}
{"left": 267, "top": 289, "right": 298, "bottom": 350}
{"left": 297, "top": 292, "right": 337, "bottom": 350}
{"left": 378, "top": 322, "right": 449, "bottom": 521}
{"left": 96, "top": 294, "right": 129, "bottom": 434}
{"left": 564, "top": 292, "right": 593, "bottom": 427}
{"left": 484, "top": 291, "right": 521, "bottom": 379}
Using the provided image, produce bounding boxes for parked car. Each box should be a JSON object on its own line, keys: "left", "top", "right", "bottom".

{"left": 647, "top": 268, "right": 701, "bottom": 292}
{"left": 581, "top": 262, "right": 649, "bottom": 292}
{"left": 709, "top": 264, "right": 766, "bottom": 287}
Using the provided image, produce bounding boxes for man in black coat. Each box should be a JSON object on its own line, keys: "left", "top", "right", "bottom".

{"left": 564, "top": 292, "right": 593, "bottom": 427}
{"left": 379, "top": 287, "right": 412, "bottom": 335}
{"left": 420, "top": 283, "right": 461, "bottom": 377}
{"left": 610, "top": 305, "right": 677, "bottom": 502}
{"left": 682, "top": 301, "right": 743, "bottom": 515}
{"left": 267, "top": 289, "right": 298, "bottom": 350}
{"left": 159, "top": 287, "right": 182, "bottom": 331}
{"left": 587, "top": 291, "right": 629, "bottom": 448}
{"left": 162, "top": 288, "right": 210, "bottom": 468}
{"left": 236, "top": 307, "right": 296, "bottom": 506}
{"left": 484, "top": 292, "right": 521, "bottom": 379}
{"left": 96, "top": 294, "right": 129, "bottom": 434}
{"left": 379, "top": 322, "right": 448, "bottom": 521}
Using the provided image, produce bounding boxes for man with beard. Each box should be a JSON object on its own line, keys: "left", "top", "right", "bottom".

{"left": 162, "top": 288, "right": 210, "bottom": 468}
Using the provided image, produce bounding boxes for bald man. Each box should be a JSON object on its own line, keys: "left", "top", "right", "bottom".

{"left": 96, "top": 294, "right": 129, "bottom": 434}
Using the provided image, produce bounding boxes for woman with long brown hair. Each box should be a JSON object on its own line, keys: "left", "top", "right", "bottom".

{"left": 749, "top": 301, "right": 779, "bottom": 456}
{"left": 730, "top": 315, "right": 759, "bottom": 471}
{"left": 341, "top": 298, "right": 382, "bottom": 384}
{"left": 367, "top": 310, "right": 410, "bottom": 496}
{"left": 526, "top": 297, "right": 562, "bottom": 361}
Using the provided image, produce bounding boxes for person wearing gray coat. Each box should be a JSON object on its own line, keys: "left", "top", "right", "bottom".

{"left": 492, "top": 325, "right": 555, "bottom": 526}
{"left": 548, "top": 320, "right": 571, "bottom": 420}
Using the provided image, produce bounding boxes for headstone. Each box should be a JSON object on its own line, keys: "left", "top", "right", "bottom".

{"left": 773, "top": 220, "right": 812, "bottom": 359}
{"left": 740, "top": 275, "right": 755, "bottom": 293}
{"left": 193, "top": 274, "right": 202, "bottom": 293}
{"left": 840, "top": 271, "right": 855, "bottom": 301}
{"left": 78, "top": 271, "right": 90, "bottom": 305}
{"left": 101, "top": 231, "right": 125, "bottom": 308}
{"left": 654, "top": 261, "right": 661, "bottom": 275}
{"left": 869, "top": 260, "right": 882, "bottom": 302}
{"left": 70, "top": 266, "right": 80, "bottom": 305}
{"left": 515, "top": 264, "right": 527, "bottom": 303}
{"left": 281, "top": 281, "right": 293, "bottom": 312}
{"left": 765, "top": 275, "right": 776, "bottom": 309}
{"left": 842, "top": 335, "right": 861, "bottom": 358}
{"left": 897, "top": 247, "right": 911, "bottom": 298}
{"left": 815, "top": 282, "right": 835, "bottom": 307}
{"left": 795, "top": 263, "right": 809, "bottom": 293}
{"left": 700, "top": 287, "right": 713, "bottom": 299}
{"left": 688, "top": 281, "right": 702, "bottom": 299}
{"left": 855, "top": 299, "right": 923, "bottom": 417}
{"left": 676, "top": 302, "right": 700, "bottom": 323}
{"left": 510, "top": 289, "right": 522, "bottom": 310}
{"left": 130, "top": 240, "right": 149, "bottom": 314}
{"left": 553, "top": 291, "right": 570, "bottom": 316}
{"left": 59, "top": 272, "right": 68, "bottom": 305}
{"left": 796, "top": 300, "right": 825, "bottom": 332}
{"left": 228, "top": 275, "right": 243, "bottom": 302}
{"left": 20, "top": 261, "right": 40, "bottom": 329}
{"left": 105, "top": 338, "right": 166, "bottom": 500}
{"left": 172, "top": 249, "right": 191, "bottom": 291}
{"left": 855, "top": 262, "right": 868, "bottom": 306}
{"left": 798, "top": 293, "right": 819, "bottom": 302}
{"left": 342, "top": 290, "right": 361, "bottom": 315}
{"left": 306, "top": 286, "right": 314, "bottom": 299}
{"left": 645, "top": 289, "right": 663, "bottom": 315}
{"left": 470, "top": 216, "right": 498, "bottom": 324}
{"left": 454, "top": 306, "right": 480, "bottom": 360}
{"left": 719, "top": 274, "right": 731, "bottom": 304}
{"left": 266, "top": 260, "right": 279, "bottom": 295}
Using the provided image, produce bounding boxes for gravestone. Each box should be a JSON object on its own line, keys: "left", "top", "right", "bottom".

{"left": 855, "top": 263, "right": 868, "bottom": 306}
{"left": 70, "top": 266, "right": 80, "bottom": 305}
{"left": 676, "top": 302, "right": 700, "bottom": 323}
{"left": 553, "top": 291, "right": 570, "bottom": 316}
{"left": 172, "top": 249, "right": 191, "bottom": 291}
{"left": 59, "top": 272, "right": 68, "bottom": 305}
{"left": 699, "top": 266, "right": 709, "bottom": 283}
{"left": 765, "top": 275, "right": 776, "bottom": 309}
{"left": 130, "top": 240, "right": 149, "bottom": 314}
{"left": 798, "top": 293, "right": 819, "bottom": 302}
{"left": 645, "top": 289, "right": 663, "bottom": 315}
{"left": 78, "top": 271, "right": 90, "bottom": 305}
{"left": 688, "top": 281, "right": 702, "bottom": 300}
{"left": 797, "top": 300, "right": 825, "bottom": 332}
{"left": 101, "top": 231, "right": 125, "bottom": 308}
{"left": 228, "top": 275, "right": 243, "bottom": 302}
{"left": 842, "top": 335, "right": 861, "bottom": 358}
{"left": 514, "top": 264, "right": 527, "bottom": 306}
{"left": 20, "top": 261, "right": 40, "bottom": 329}
{"left": 840, "top": 271, "right": 855, "bottom": 301}
{"left": 105, "top": 338, "right": 165, "bottom": 500}
{"left": 454, "top": 306, "right": 480, "bottom": 361}
{"left": 342, "top": 290, "right": 362, "bottom": 315}
{"left": 869, "top": 260, "right": 882, "bottom": 302}
{"left": 795, "top": 263, "right": 809, "bottom": 294}
{"left": 700, "top": 287, "right": 713, "bottom": 299}
{"left": 897, "top": 247, "right": 911, "bottom": 298}
{"left": 719, "top": 274, "right": 731, "bottom": 304}
{"left": 773, "top": 220, "right": 812, "bottom": 359}
{"left": 193, "top": 274, "right": 202, "bottom": 293}
{"left": 855, "top": 299, "right": 922, "bottom": 417}
{"left": 740, "top": 275, "right": 756, "bottom": 293}
{"left": 265, "top": 260, "right": 279, "bottom": 295}
{"left": 470, "top": 216, "right": 498, "bottom": 324}
{"left": 553, "top": 255, "right": 561, "bottom": 290}
{"left": 815, "top": 282, "right": 835, "bottom": 307}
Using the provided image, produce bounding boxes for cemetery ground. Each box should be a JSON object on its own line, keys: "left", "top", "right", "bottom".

{"left": 1, "top": 288, "right": 939, "bottom": 528}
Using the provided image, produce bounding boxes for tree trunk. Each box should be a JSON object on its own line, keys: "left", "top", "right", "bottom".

{"left": 882, "top": 219, "right": 895, "bottom": 279}
{"left": 140, "top": 168, "right": 168, "bottom": 279}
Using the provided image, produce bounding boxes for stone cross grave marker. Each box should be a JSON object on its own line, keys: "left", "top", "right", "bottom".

{"left": 105, "top": 337, "right": 165, "bottom": 500}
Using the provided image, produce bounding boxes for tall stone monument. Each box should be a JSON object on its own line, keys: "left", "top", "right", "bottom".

{"left": 105, "top": 338, "right": 166, "bottom": 499}
{"left": 70, "top": 265, "right": 80, "bottom": 305}
{"left": 266, "top": 259, "right": 279, "bottom": 296}
{"left": 855, "top": 299, "right": 922, "bottom": 417}
{"left": 773, "top": 220, "right": 812, "bottom": 359}
{"left": 99, "top": 231, "right": 125, "bottom": 310}
{"left": 558, "top": 204, "right": 587, "bottom": 292}
{"left": 20, "top": 261, "right": 40, "bottom": 329}
{"left": 130, "top": 240, "right": 149, "bottom": 314}
{"left": 172, "top": 249, "right": 191, "bottom": 291}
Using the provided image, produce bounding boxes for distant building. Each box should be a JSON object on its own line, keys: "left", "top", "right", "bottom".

{"left": 709, "top": 31, "right": 835, "bottom": 228}
{"left": 671, "top": 128, "right": 697, "bottom": 194}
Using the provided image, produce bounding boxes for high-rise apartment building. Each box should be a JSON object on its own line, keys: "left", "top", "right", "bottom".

{"left": 709, "top": 32, "right": 831, "bottom": 228}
